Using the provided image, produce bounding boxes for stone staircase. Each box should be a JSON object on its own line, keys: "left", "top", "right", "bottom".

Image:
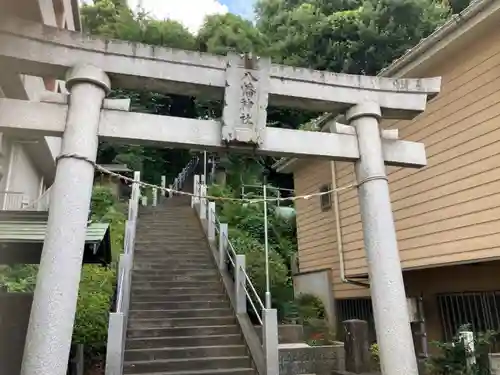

{"left": 123, "top": 196, "right": 256, "bottom": 375}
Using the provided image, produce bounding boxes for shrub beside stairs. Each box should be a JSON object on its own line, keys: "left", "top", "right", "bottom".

{"left": 123, "top": 196, "right": 256, "bottom": 375}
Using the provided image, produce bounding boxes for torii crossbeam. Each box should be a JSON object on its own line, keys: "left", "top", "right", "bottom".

{"left": 0, "top": 16, "right": 441, "bottom": 375}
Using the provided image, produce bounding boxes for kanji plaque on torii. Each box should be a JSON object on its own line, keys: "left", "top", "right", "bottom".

{"left": 222, "top": 54, "right": 269, "bottom": 146}
{"left": 0, "top": 15, "right": 440, "bottom": 375}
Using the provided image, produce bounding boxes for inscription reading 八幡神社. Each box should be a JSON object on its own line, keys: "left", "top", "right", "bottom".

{"left": 239, "top": 71, "right": 258, "bottom": 127}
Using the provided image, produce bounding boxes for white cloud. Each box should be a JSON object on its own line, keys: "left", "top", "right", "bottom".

{"left": 128, "top": 0, "right": 228, "bottom": 33}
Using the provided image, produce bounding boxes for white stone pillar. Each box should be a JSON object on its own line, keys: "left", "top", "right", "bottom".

{"left": 152, "top": 187, "right": 158, "bottom": 207}
{"left": 199, "top": 185, "right": 207, "bottom": 220}
{"left": 235, "top": 254, "right": 246, "bottom": 314}
{"left": 192, "top": 175, "right": 200, "bottom": 207}
{"left": 347, "top": 102, "right": 418, "bottom": 375}
{"left": 21, "top": 65, "right": 110, "bottom": 375}
{"left": 208, "top": 201, "right": 216, "bottom": 242}
{"left": 160, "top": 175, "right": 166, "bottom": 198}
{"left": 219, "top": 223, "right": 228, "bottom": 271}
{"left": 263, "top": 308, "right": 279, "bottom": 375}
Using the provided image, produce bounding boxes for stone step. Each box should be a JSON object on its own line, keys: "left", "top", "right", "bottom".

{"left": 131, "top": 286, "right": 223, "bottom": 296}
{"left": 133, "top": 261, "right": 216, "bottom": 269}
{"left": 137, "top": 237, "right": 205, "bottom": 241}
{"left": 124, "top": 345, "right": 247, "bottom": 362}
{"left": 134, "top": 255, "right": 213, "bottom": 262}
{"left": 124, "top": 356, "right": 251, "bottom": 374}
{"left": 129, "top": 308, "right": 232, "bottom": 319}
{"left": 132, "top": 265, "right": 214, "bottom": 273}
{"left": 136, "top": 230, "right": 204, "bottom": 234}
{"left": 132, "top": 269, "right": 218, "bottom": 277}
{"left": 135, "top": 246, "right": 209, "bottom": 251}
{"left": 136, "top": 229, "right": 202, "bottom": 233}
{"left": 123, "top": 367, "right": 254, "bottom": 375}
{"left": 134, "top": 247, "right": 209, "bottom": 253}
{"left": 127, "top": 324, "right": 239, "bottom": 338}
{"left": 133, "top": 257, "right": 213, "bottom": 265}
{"left": 132, "top": 274, "right": 220, "bottom": 283}
{"left": 136, "top": 226, "right": 201, "bottom": 231}
{"left": 130, "top": 293, "right": 227, "bottom": 303}
{"left": 134, "top": 246, "right": 208, "bottom": 252}
{"left": 128, "top": 316, "right": 236, "bottom": 329}
{"left": 135, "top": 238, "right": 206, "bottom": 243}
{"left": 132, "top": 280, "right": 218, "bottom": 289}
{"left": 136, "top": 250, "right": 208, "bottom": 254}
{"left": 130, "top": 300, "right": 228, "bottom": 310}
{"left": 126, "top": 334, "right": 243, "bottom": 349}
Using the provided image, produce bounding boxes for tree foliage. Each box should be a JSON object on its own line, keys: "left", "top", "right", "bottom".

{"left": 256, "top": 0, "right": 450, "bottom": 75}
{"left": 81, "top": 0, "right": 199, "bottom": 184}
{"left": 197, "top": 13, "right": 267, "bottom": 55}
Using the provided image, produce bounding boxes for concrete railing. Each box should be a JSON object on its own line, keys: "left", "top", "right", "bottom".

{"left": 142, "top": 156, "right": 199, "bottom": 207}
{"left": 104, "top": 171, "right": 140, "bottom": 375}
{"left": 192, "top": 174, "right": 279, "bottom": 375}
{"left": 168, "top": 156, "right": 199, "bottom": 199}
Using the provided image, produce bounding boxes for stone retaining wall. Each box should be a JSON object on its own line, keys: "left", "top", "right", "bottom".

{"left": 279, "top": 342, "right": 345, "bottom": 375}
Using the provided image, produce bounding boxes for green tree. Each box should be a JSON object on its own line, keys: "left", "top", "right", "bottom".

{"left": 256, "top": 0, "right": 450, "bottom": 75}
{"left": 81, "top": 0, "right": 198, "bottom": 183}
{"left": 197, "top": 13, "right": 268, "bottom": 55}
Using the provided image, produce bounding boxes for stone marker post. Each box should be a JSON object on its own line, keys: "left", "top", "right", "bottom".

{"left": 343, "top": 319, "right": 371, "bottom": 373}
{"left": 21, "top": 64, "right": 110, "bottom": 375}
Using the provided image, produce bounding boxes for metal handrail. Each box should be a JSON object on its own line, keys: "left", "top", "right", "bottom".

{"left": 105, "top": 172, "right": 140, "bottom": 375}
{"left": 241, "top": 267, "right": 265, "bottom": 311}
{"left": 115, "top": 266, "right": 125, "bottom": 313}
{"left": 196, "top": 176, "right": 279, "bottom": 375}
{"left": 172, "top": 156, "right": 199, "bottom": 192}
{"left": 212, "top": 209, "right": 265, "bottom": 324}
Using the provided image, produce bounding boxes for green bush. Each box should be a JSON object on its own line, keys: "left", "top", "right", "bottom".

{"left": 228, "top": 228, "right": 292, "bottom": 312}
{"left": 208, "top": 183, "right": 298, "bottom": 320}
{"left": 370, "top": 343, "right": 380, "bottom": 370}
{"left": 425, "top": 325, "right": 499, "bottom": 375}
{"left": 0, "top": 185, "right": 125, "bottom": 362}
{"left": 74, "top": 186, "right": 126, "bottom": 359}
{"left": 0, "top": 265, "right": 38, "bottom": 292}
{"left": 73, "top": 264, "right": 115, "bottom": 358}
{"left": 91, "top": 185, "right": 117, "bottom": 219}
{"left": 295, "top": 293, "right": 326, "bottom": 322}
{"left": 292, "top": 293, "right": 335, "bottom": 345}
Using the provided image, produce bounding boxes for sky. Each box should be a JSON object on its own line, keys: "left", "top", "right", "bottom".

{"left": 125, "top": 0, "right": 256, "bottom": 33}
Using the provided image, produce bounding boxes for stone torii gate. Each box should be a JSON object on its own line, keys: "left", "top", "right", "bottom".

{"left": 0, "top": 16, "right": 440, "bottom": 375}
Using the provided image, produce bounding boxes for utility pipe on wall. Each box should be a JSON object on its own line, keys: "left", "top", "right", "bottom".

{"left": 330, "top": 160, "right": 369, "bottom": 288}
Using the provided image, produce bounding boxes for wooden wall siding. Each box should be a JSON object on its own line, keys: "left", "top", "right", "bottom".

{"left": 293, "top": 160, "right": 369, "bottom": 298}
{"left": 334, "top": 28, "right": 500, "bottom": 277}
{"left": 333, "top": 161, "right": 370, "bottom": 298}
{"left": 293, "top": 161, "right": 337, "bottom": 272}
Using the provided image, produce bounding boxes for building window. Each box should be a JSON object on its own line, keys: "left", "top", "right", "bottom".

{"left": 319, "top": 184, "right": 332, "bottom": 211}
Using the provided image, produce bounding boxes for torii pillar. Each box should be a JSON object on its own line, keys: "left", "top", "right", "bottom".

{"left": 21, "top": 65, "right": 111, "bottom": 375}
{"left": 347, "top": 102, "right": 417, "bottom": 375}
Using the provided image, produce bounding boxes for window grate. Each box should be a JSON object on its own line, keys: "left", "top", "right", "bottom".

{"left": 336, "top": 298, "right": 377, "bottom": 343}
{"left": 437, "top": 291, "right": 500, "bottom": 342}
